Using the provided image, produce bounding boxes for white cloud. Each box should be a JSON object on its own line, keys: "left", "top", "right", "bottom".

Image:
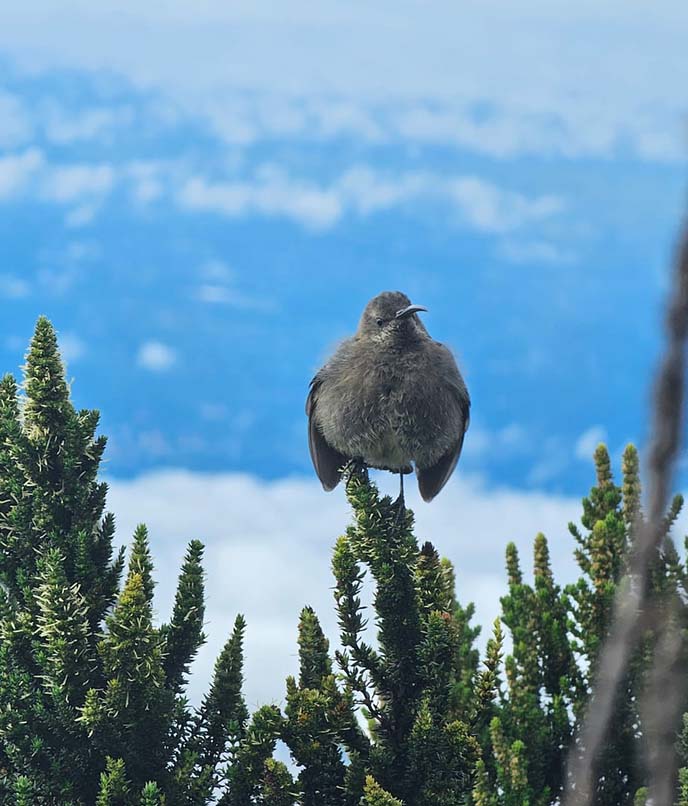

{"left": 0, "top": 91, "right": 31, "bottom": 148}
{"left": 498, "top": 239, "right": 575, "bottom": 265}
{"left": 575, "top": 426, "right": 608, "bottom": 462}
{"left": 0, "top": 152, "right": 114, "bottom": 222}
{"left": 199, "top": 259, "right": 235, "bottom": 282}
{"left": 0, "top": 148, "right": 43, "bottom": 200}
{"left": 464, "top": 423, "right": 529, "bottom": 459}
{"left": 0, "top": 274, "right": 31, "bottom": 299}
{"left": 0, "top": 146, "right": 564, "bottom": 233}
{"left": 138, "top": 429, "right": 173, "bottom": 457}
{"left": 0, "top": 94, "right": 132, "bottom": 150}
{"left": 64, "top": 240, "right": 101, "bottom": 262}
{"left": 528, "top": 437, "right": 570, "bottom": 485}
{"left": 1, "top": 1, "right": 686, "bottom": 160}
{"left": 42, "top": 103, "right": 134, "bottom": 145}
{"left": 195, "top": 284, "right": 274, "bottom": 311}
{"left": 0, "top": 151, "right": 114, "bottom": 226}
{"left": 178, "top": 165, "right": 564, "bottom": 232}
{"left": 196, "top": 284, "right": 234, "bottom": 304}
{"left": 137, "top": 341, "right": 177, "bottom": 372}
{"left": 187, "top": 92, "right": 688, "bottom": 161}
{"left": 40, "top": 163, "right": 114, "bottom": 203}
{"left": 106, "top": 469, "right": 583, "bottom": 707}
{"left": 178, "top": 171, "right": 343, "bottom": 230}
{"left": 31, "top": 241, "right": 98, "bottom": 295}
{"left": 37, "top": 266, "right": 80, "bottom": 296}
{"left": 57, "top": 332, "right": 86, "bottom": 363}
{"left": 328, "top": 166, "right": 427, "bottom": 214}
{"left": 393, "top": 104, "right": 547, "bottom": 158}
{"left": 194, "top": 259, "right": 277, "bottom": 311}
{"left": 126, "top": 161, "right": 166, "bottom": 204}
{"left": 449, "top": 178, "right": 564, "bottom": 233}
{"left": 65, "top": 202, "right": 99, "bottom": 227}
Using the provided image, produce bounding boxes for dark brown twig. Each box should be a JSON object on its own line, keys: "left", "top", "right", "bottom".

{"left": 563, "top": 219, "right": 688, "bottom": 806}
{"left": 643, "top": 600, "right": 686, "bottom": 806}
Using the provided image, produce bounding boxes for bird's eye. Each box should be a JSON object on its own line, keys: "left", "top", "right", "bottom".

{"left": 376, "top": 318, "right": 384, "bottom": 327}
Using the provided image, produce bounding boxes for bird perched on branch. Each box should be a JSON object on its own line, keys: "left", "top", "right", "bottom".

{"left": 306, "top": 291, "right": 470, "bottom": 503}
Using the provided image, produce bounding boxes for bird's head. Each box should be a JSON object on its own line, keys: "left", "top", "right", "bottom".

{"left": 357, "top": 291, "right": 428, "bottom": 343}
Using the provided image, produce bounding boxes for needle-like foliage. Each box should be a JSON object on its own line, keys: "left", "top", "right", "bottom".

{"left": 0, "top": 319, "right": 249, "bottom": 804}
{"left": 3, "top": 318, "right": 688, "bottom": 805}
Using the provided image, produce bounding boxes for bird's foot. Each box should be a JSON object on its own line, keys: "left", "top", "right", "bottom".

{"left": 345, "top": 458, "right": 369, "bottom": 483}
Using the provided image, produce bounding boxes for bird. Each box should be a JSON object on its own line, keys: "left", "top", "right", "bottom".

{"left": 306, "top": 291, "right": 470, "bottom": 503}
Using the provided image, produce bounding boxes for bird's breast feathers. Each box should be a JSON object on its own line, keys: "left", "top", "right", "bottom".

{"left": 315, "top": 368, "right": 460, "bottom": 469}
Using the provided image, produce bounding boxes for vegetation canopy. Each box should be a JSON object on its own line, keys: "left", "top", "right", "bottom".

{"left": 1, "top": 318, "right": 688, "bottom": 805}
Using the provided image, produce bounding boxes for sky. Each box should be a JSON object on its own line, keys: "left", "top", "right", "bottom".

{"left": 1, "top": 1, "right": 688, "bottom": 707}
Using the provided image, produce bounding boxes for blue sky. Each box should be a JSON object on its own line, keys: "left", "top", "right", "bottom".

{"left": 1, "top": 1, "right": 687, "bottom": 703}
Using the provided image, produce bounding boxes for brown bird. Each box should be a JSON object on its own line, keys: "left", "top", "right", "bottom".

{"left": 306, "top": 291, "right": 470, "bottom": 502}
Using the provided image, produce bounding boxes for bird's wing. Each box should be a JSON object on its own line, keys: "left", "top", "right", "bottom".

{"left": 416, "top": 343, "right": 470, "bottom": 502}
{"left": 306, "top": 375, "right": 348, "bottom": 491}
{"left": 417, "top": 429, "right": 467, "bottom": 502}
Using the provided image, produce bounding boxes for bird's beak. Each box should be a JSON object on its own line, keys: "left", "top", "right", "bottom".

{"left": 395, "top": 304, "right": 427, "bottom": 319}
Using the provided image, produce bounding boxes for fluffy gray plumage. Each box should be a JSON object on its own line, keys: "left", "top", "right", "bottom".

{"left": 306, "top": 290, "right": 470, "bottom": 502}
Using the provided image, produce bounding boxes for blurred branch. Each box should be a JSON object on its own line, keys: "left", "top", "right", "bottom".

{"left": 563, "top": 216, "right": 688, "bottom": 806}
{"left": 643, "top": 602, "right": 685, "bottom": 806}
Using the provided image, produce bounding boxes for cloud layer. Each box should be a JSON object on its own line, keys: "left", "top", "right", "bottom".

{"left": 2, "top": 1, "right": 686, "bottom": 160}
{"left": 107, "top": 469, "right": 583, "bottom": 709}
{"left": 0, "top": 148, "right": 565, "bottom": 232}
{"left": 178, "top": 166, "right": 564, "bottom": 231}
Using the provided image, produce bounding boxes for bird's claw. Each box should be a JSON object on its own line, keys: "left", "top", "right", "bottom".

{"left": 345, "top": 458, "right": 369, "bottom": 483}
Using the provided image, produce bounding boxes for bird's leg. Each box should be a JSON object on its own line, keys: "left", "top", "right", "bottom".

{"left": 394, "top": 471, "right": 406, "bottom": 525}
